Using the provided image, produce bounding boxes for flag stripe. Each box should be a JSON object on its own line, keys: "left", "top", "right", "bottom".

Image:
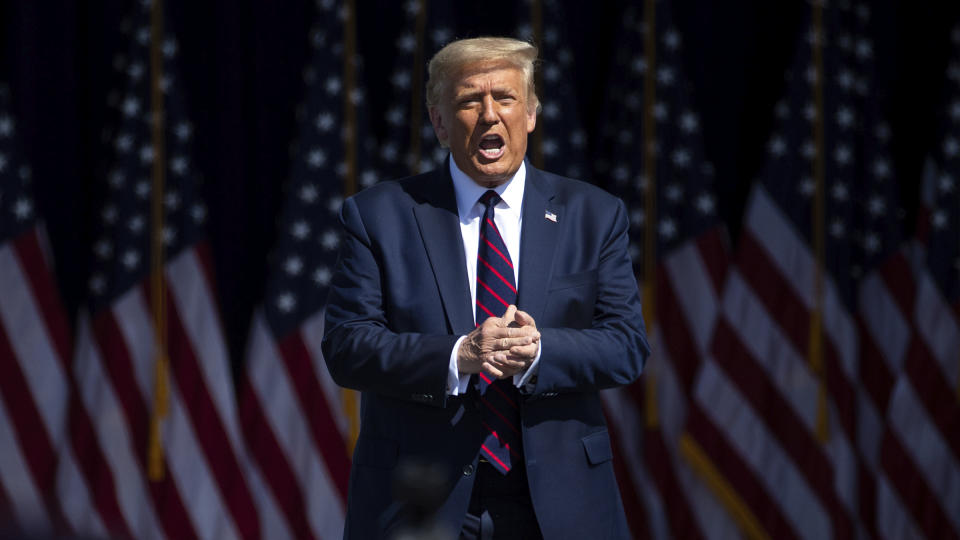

{"left": 90, "top": 307, "right": 198, "bottom": 540}
{"left": 684, "top": 404, "right": 797, "bottom": 540}
{"left": 161, "top": 281, "right": 259, "bottom": 538}
{"left": 0, "top": 387, "right": 48, "bottom": 527}
{"left": 73, "top": 314, "right": 166, "bottom": 539}
{"left": 278, "top": 332, "right": 351, "bottom": 499}
{"left": 881, "top": 423, "right": 959, "bottom": 539}
{"left": 13, "top": 229, "right": 72, "bottom": 363}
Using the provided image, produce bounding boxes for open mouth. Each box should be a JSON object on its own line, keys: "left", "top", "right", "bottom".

{"left": 478, "top": 134, "right": 505, "bottom": 159}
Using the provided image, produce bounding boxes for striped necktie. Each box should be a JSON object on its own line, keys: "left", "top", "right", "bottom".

{"left": 475, "top": 190, "right": 522, "bottom": 474}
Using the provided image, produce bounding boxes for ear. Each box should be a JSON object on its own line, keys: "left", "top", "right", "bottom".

{"left": 429, "top": 106, "right": 449, "bottom": 147}
{"left": 526, "top": 107, "right": 537, "bottom": 134}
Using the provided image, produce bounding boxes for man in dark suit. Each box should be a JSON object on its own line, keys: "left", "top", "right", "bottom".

{"left": 323, "top": 37, "right": 650, "bottom": 539}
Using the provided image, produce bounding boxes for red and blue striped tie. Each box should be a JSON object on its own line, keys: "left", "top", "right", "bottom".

{"left": 475, "top": 190, "right": 522, "bottom": 474}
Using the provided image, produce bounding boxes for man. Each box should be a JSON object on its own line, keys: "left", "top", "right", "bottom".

{"left": 323, "top": 37, "right": 649, "bottom": 539}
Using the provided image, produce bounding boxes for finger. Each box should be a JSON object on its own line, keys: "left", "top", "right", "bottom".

{"left": 501, "top": 304, "right": 517, "bottom": 323}
{"left": 490, "top": 352, "right": 525, "bottom": 369}
{"left": 489, "top": 326, "right": 539, "bottom": 340}
{"left": 514, "top": 310, "right": 536, "bottom": 328}
{"left": 509, "top": 343, "right": 539, "bottom": 358}
{"left": 481, "top": 362, "right": 503, "bottom": 378}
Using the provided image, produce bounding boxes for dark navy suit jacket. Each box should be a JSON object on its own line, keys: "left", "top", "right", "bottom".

{"left": 322, "top": 161, "right": 650, "bottom": 539}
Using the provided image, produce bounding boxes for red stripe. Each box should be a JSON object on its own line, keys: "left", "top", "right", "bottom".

{"left": 645, "top": 425, "right": 705, "bottom": 540}
{"left": 0, "top": 323, "right": 58, "bottom": 519}
{"left": 161, "top": 284, "right": 260, "bottom": 538}
{"left": 903, "top": 335, "right": 960, "bottom": 461}
{"left": 64, "top": 377, "right": 134, "bottom": 538}
{"left": 478, "top": 257, "right": 517, "bottom": 293}
{"left": 480, "top": 233, "right": 513, "bottom": 268}
{"left": 92, "top": 308, "right": 198, "bottom": 540}
{"left": 739, "top": 232, "right": 858, "bottom": 439}
{"left": 477, "top": 278, "right": 511, "bottom": 309}
{"left": 477, "top": 374, "right": 517, "bottom": 408}
{"left": 604, "top": 400, "right": 652, "bottom": 540}
{"left": 238, "top": 373, "right": 317, "bottom": 539}
{"left": 480, "top": 444, "right": 510, "bottom": 472}
{"left": 857, "top": 317, "right": 896, "bottom": 411}
{"left": 485, "top": 217, "right": 508, "bottom": 247}
{"left": 880, "top": 428, "right": 959, "bottom": 540}
{"left": 686, "top": 406, "right": 799, "bottom": 540}
{"left": 279, "top": 331, "right": 352, "bottom": 500}
{"left": 479, "top": 396, "right": 519, "bottom": 434}
{"left": 13, "top": 228, "right": 72, "bottom": 365}
{"left": 878, "top": 251, "right": 915, "bottom": 317}
{"left": 712, "top": 319, "right": 853, "bottom": 537}
{"left": 476, "top": 300, "right": 496, "bottom": 319}
{"left": 657, "top": 263, "right": 701, "bottom": 392}
{"left": 481, "top": 422, "right": 520, "bottom": 458}
{"left": 857, "top": 460, "right": 878, "bottom": 540}
{"left": 695, "top": 227, "right": 730, "bottom": 294}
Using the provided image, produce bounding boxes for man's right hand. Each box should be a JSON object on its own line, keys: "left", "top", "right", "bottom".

{"left": 458, "top": 305, "right": 540, "bottom": 379}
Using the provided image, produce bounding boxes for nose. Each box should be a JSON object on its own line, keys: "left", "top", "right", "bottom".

{"left": 479, "top": 95, "right": 498, "bottom": 124}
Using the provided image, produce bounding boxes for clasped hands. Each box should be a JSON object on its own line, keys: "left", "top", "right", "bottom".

{"left": 458, "top": 305, "right": 539, "bottom": 379}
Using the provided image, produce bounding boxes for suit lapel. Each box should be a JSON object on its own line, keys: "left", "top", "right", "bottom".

{"left": 517, "top": 166, "right": 561, "bottom": 324}
{"left": 412, "top": 165, "right": 475, "bottom": 335}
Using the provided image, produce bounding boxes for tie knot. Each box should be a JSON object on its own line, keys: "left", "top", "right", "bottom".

{"left": 479, "top": 190, "right": 501, "bottom": 208}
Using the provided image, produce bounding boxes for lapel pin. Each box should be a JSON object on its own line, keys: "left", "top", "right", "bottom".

{"left": 544, "top": 210, "right": 557, "bottom": 223}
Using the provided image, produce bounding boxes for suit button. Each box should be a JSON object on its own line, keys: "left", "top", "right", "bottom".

{"left": 462, "top": 464, "right": 474, "bottom": 476}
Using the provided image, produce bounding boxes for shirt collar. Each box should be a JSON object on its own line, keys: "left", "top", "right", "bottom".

{"left": 450, "top": 157, "right": 526, "bottom": 219}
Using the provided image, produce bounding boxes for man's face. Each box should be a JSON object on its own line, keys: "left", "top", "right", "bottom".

{"left": 429, "top": 62, "right": 537, "bottom": 187}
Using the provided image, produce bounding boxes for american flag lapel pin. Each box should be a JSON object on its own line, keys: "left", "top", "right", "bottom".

{"left": 544, "top": 210, "right": 557, "bottom": 223}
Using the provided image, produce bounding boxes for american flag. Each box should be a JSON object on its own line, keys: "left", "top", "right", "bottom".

{"left": 875, "top": 23, "right": 960, "bottom": 539}
{"left": 517, "top": 0, "right": 589, "bottom": 179}
{"left": 378, "top": 0, "right": 452, "bottom": 178}
{"left": 236, "top": 1, "right": 361, "bottom": 538}
{"left": 0, "top": 84, "right": 73, "bottom": 533}
{"left": 684, "top": 2, "right": 877, "bottom": 537}
{"left": 56, "top": 2, "right": 259, "bottom": 538}
{"left": 591, "top": 2, "right": 737, "bottom": 538}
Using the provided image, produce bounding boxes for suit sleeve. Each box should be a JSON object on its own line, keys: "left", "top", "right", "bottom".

{"left": 321, "top": 197, "right": 457, "bottom": 406}
{"left": 533, "top": 198, "right": 651, "bottom": 395}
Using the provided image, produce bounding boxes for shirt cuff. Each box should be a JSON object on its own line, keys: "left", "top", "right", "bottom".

{"left": 447, "top": 336, "right": 471, "bottom": 396}
{"left": 514, "top": 339, "right": 541, "bottom": 392}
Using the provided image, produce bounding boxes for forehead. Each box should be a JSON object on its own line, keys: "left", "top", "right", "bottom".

{"left": 450, "top": 61, "right": 525, "bottom": 93}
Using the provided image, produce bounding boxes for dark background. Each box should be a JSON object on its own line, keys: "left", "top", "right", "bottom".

{"left": 3, "top": 0, "right": 958, "bottom": 365}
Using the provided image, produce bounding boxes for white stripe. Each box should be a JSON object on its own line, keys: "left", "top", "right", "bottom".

{"left": 248, "top": 315, "right": 345, "bottom": 538}
{"left": 301, "top": 310, "right": 351, "bottom": 438}
{"left": 915, "top": 270, "right": 960, "bottom": 385}
{"left": 112, "top": 289, "right": 239, "bottom": 540}
{"left": 166, "top": 249, "right": 243, "bottom": 450}
{"left": 663, "top": 241, "right": 719, "bottom": 353}
{"left": 0, "top": 392, "right": 48, "bottom": 529}
{"left": 746, "top": 188, "right": 858, "bottom": 381}
{"left": 887, "top": 377, "right": 960, "bottom": 533}
{"left": 859, "top": 271, "right": 909, "bottom": 374}
{"left": 241, "top": 452, "right": 292, "bottom": 540}
{"left": 694, "top": 358, "right": 830, "bottom": 540}
{"left": 55, "top": 446, "right": 107, "bottom": 537}
{"left": 112, "top": 289, "right": 157, "bottom": 401}
{"left": 73, "top": 312, "right": 163, "bottom": 539}
{"left": 0, "top": 244, "right": 68, "bottom": 443}
{"left": 856, "top": 388, "right": 884, "bottom": 469}
{"left": 648, "top": 328, "right": 685, "bottom": 442}
{"left": 875, "top": 470, "right": 923, "bottom": 540}
{"left": 164, "top": 370, "right": 240, "bottom": 540}
{"left": 722, "top": 270, "right": 820, "bottom": 431}
{"left": 823, "top": 401, "right": 858, "bottom": 516}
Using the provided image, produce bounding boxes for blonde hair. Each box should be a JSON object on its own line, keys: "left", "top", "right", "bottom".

{"left": 426, "top": 37, "right": 540, "bottom": 114}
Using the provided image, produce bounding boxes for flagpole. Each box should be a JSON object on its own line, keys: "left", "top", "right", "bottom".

{"left": 641, "top": 0, "right": 659, "bottom": 428}
{"left": 341, "top": 0, "right": 361, "bottom": 455}
{"left": 530, "top": 0, "right": 544, "bottom": 169}
{"left": 147, "top": 0, "right": 170, "bottom": 481}
{"left": 809, "top": 0, "right": 829, "bottom": 443}
{"left": 408, "top": 0, "right": 427, "bottom": 174}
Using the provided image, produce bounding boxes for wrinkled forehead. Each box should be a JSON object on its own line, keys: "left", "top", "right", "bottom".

{"left": 448, "top": 60, "right": 526, "bottom": 95}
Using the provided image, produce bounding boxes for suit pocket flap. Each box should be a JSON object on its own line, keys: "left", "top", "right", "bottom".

{"left": 581, "top": 430, "right": 613, "bottom": 465}
{"left": 354, "top": 437, "right": 399, "bottom": 469}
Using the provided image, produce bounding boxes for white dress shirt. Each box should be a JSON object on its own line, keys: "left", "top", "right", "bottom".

{"left": 446, "top": 157, "right": 541, "bottom": 395}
